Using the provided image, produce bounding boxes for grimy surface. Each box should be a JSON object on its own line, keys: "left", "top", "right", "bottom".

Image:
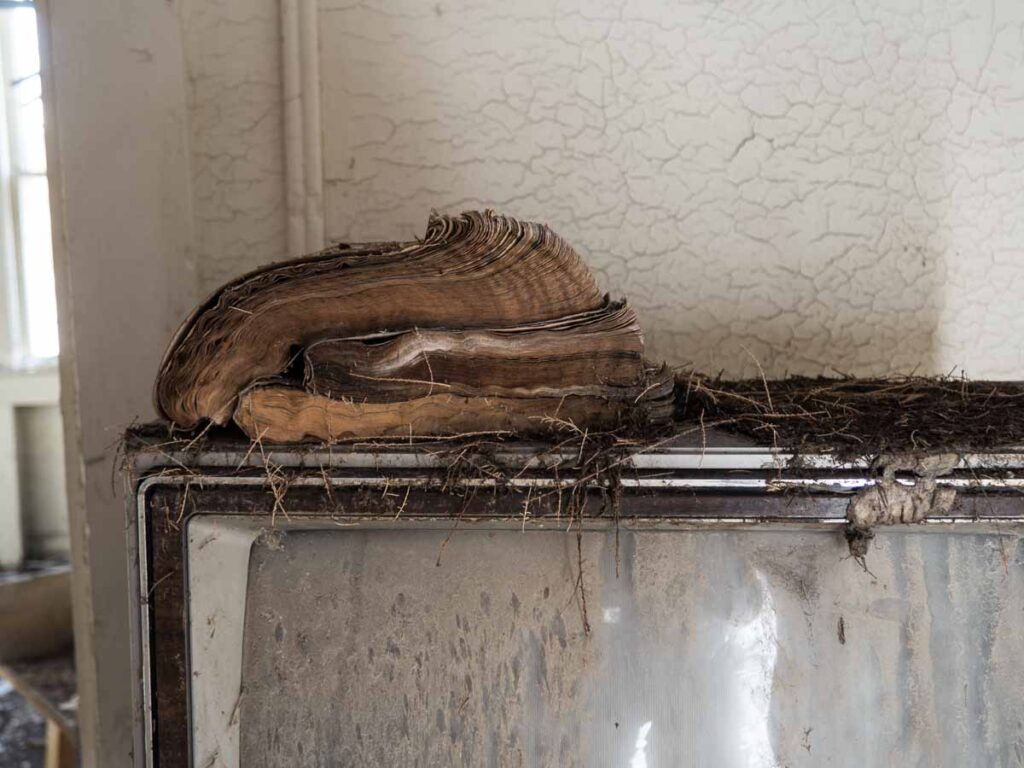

{"left": 677, "top": 374, "right": 1024, "bottom": 456}
{"left": 238, "top": 526, "right": 1024, "bottom": 767}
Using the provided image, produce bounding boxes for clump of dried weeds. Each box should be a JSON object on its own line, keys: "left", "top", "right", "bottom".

{"left": 676, "top": 372, "right": 1024, "bottom": 456}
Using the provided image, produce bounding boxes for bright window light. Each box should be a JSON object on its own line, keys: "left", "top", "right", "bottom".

{"left": 0, "top": 6, "right": 58, "bottom": 365}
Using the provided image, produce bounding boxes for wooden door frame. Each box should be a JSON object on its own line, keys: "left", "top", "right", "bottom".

{"left": 36, "top": 0, "right": 195, "bottom": 764}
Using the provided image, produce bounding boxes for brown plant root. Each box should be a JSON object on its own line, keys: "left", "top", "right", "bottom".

{"left": 677, "top": 372, "right": 1024, "bottom": 456}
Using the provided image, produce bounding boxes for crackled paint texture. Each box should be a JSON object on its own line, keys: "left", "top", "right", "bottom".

{"left": 184, "top": 0, "right": 1024, "bottom": 377}
{"left": 181, "top": 0, "right": 288, "bottom": 292}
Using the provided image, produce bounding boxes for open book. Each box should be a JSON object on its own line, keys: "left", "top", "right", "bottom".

{"left": 156, "top": 211, "right": 671, "bottom": 442}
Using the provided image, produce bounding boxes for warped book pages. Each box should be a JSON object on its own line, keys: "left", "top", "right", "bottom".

{"left": 156, "top": 211, "right": 671, "bottom": 442}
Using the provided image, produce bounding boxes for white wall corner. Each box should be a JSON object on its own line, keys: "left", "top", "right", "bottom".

{"left": 0, "top": 370, "right": 60, "bottom": 570}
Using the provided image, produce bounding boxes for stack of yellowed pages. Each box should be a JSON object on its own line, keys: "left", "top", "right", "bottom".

{"left": 156, "top": 211, "right": 671, "bottom": 442}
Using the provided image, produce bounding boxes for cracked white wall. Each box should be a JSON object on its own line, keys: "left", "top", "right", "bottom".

{"left": 182, "top": 0, "right": 287, "bottom": 292}
{"left": 184, "top": 0, "right": 1024, "bottom": 377}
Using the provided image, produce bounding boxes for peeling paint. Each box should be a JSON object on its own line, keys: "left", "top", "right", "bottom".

{"left": 180, "top": 0, "right": 1024, "bottom": 377}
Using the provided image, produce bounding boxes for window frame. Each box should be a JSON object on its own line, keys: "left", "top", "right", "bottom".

{"left": 0, "top": 2, "right": 57, "bottom": 371}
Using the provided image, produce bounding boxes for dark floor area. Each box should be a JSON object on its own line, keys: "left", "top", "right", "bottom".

{"left": 0, "top": 679, "right": 44, "bottom": 768}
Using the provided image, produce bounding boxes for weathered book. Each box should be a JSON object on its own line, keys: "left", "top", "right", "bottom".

{"left": 156, "top": 210, "right": 671, "bottom": 442}
{"left": 303, "top": 301, "right": 644, "bottom": 401}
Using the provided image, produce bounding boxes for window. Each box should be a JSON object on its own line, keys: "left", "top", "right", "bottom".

{"left": 0, "top": 2, "right": 57, "bottom": 368}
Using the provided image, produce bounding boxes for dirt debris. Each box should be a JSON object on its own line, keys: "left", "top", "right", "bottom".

{"left": 677, "top": 372, "right": 1024, "bottom": 456}
{"left": 0, "top": 681, "right": 44, "bottom": 768}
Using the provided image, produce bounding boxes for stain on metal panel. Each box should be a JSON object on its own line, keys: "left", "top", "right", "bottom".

{"left": 238, "top": 527, "right": 1024, "bottom": 767}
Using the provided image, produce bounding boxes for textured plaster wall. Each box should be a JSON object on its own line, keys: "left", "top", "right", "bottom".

{"left": 181, "top": 0, "right": 287, "bottom": 292}
{"left": 185, "top": 0, "right": 1024, "bottom": 377}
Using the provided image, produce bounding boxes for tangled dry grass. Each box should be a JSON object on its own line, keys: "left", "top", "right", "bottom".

{"left": 676, "top": 372, "right": 1024, "bottom": 456}
{"left": 128, "top": 371, "right": 1024, "bottom": 629}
